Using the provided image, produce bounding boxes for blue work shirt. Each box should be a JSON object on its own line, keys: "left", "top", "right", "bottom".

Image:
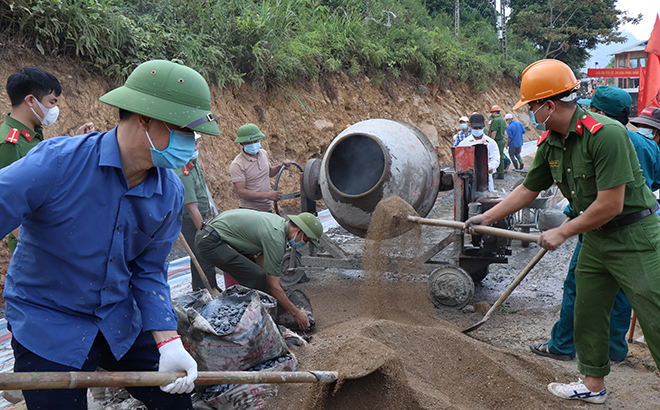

{"left": 506, "top": 120, "right": 525, "bottom": 148}
{"left": 628, "top": 130, "right": 660, "bottom": 191}
{"left": 0, "top": 128, "right": 184, "bottom": 368}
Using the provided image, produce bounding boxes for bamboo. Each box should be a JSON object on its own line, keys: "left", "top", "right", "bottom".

{"left": 0, "top": 370, "right": 339, "bottom": 391}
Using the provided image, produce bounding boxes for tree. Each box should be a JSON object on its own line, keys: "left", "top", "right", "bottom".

{"left": 508, "top": 0, "right": 641, "bottom": 71}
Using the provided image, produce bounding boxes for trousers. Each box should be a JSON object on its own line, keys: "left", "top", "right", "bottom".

{"left": 181, "top": 217, "right": 218, "bottom": 291}
{"left": 495, "top": 138, "right": 506, "bottom": 176}
{"left": 195, "top": 229, "right": 269, "bottom": 293}
{"left": 547, "top": 236, "right": 631, "bottom": 362}
{"left": 12, "top": 331, "right": 193, "bottom": 410}
{"left": 574, "top": 213, "right": 660, "bottom": 377}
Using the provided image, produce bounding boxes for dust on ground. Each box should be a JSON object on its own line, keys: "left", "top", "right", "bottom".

{"left": 266, "top": 159, "right": 660, "bottom": 410}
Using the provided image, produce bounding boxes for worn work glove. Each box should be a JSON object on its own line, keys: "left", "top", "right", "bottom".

{"left": 158, "top": 337, "right": 198, "bottom": 394}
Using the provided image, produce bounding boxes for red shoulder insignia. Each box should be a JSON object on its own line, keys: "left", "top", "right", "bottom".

{"left": 5, "top": 128, "right": 19, "bottom": 144}
{"left": 183, "top": 162, "right": 193, "bottom": 176}
{"left": 537, "top": 130, "right": 550, "bottom": 146}
{"left": 578, "top": 114, "right": 603, "bottom": 134}
{"left": 21, "top": 129, "right": 33, "bottom": 143}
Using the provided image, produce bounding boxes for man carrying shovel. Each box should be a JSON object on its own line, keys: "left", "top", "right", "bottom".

{"left": 195, "top": 209, "right": 323, "bottom": 330}
{"left": 0, "top": 59, "right": 221, "bottom": 409}
{"left": 465, "top": 59, "right": 660, "bottom": 405}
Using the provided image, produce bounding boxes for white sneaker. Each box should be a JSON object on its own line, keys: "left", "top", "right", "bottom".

{"left": 547, "top": 378, "right": 607, "bottom": 404}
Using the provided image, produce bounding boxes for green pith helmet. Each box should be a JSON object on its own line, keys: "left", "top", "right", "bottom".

{"left": 235, "top": 123, "right": 265, "bottom": 143}
{"left": 289, "top": 213, "right": 323, "bottom": 247}
{"left": 99, "top": 60, "right": 220, "bottom": 136}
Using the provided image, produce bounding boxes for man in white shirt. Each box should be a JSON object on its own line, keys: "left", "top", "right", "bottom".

{"left": 458, "top": 113, "right": 500, "bottom": 191}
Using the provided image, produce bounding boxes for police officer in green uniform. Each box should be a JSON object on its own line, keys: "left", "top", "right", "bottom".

{"left": 173, "top": 133, "right": 218, "bottom": 291}
{"left": 489, "top": 105, "right": 507, "bottom": 179}
{"left": 1, "top": 67, "right": 62, "bottom": 254}
{"left": 196, "top": 209, "right": 323, "bottom": 330}
{"left": 1, "top": 67, "right": 94, "bottom": 254}
{"left": 465, "top": 59, "right": 660, "bottom": 405}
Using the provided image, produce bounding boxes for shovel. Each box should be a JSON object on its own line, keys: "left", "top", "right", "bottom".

{"left": 406, "top": 215, "right": 541, "bottom": 244}
{"left": 462, "top": 217, "right": 570, "bottom": 333}
{"left": 0, "top": 370, "right": 340, "bottom": 391}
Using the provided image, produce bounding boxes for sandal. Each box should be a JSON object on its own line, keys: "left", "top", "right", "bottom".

{"left": 530, "top": 341, "right": 575, "bottom": 361}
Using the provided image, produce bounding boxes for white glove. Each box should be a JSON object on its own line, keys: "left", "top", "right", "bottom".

{"left": 158, "top": 337, "right": 198, "bottom": 394}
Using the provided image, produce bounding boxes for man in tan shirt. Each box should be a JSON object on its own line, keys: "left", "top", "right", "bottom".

{"left": 229, "top": 123, "right": 291, "bottom": 212}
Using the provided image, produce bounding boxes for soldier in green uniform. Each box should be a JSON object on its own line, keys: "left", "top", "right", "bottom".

{"left": 173, "top": 133, "right": 219, "bottom": 291}
{"left": 489, "top": 105, "right": 508, "bottom": 179}
{"left": 1, "top": 67, "right": 94, "bottom": 254}
{"left": 465, "top": 59, "right": 660, "bottom": 405}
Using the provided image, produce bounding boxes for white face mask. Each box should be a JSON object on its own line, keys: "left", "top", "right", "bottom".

{"left": 638, "top": 128, "right": 655, "bottom": 139}
{"left": 29, "top": 97, "right": 60, "bottom": 126}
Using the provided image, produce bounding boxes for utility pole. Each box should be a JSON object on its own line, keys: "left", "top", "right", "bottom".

{"left": 455, "top": 0, "right": 459, "bottom": 36}
{"left": 500, "top": 0, "right": 508, "bottom": 60}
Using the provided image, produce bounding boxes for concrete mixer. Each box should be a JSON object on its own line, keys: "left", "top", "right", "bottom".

{"left": 275, "top": 118, "right": 515, "bottom": 308}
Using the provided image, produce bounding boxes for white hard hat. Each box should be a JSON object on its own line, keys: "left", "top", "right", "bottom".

{"left": 504, "top": 113, "right": 513, "bottom": 119}
{"left": 459, "top": 116, "right": 469, "bottom": 122}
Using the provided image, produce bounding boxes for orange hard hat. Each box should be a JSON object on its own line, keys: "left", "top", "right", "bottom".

{"left": 490, "top": 105, "right": 501, "bottom": 112}
{"left": 513, "top": 59, "right": 580, "bottom": 110}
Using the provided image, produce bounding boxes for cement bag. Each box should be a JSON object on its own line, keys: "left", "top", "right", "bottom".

{"left": 196, "top": 353, "right": 297, "bottom": 410}
{"left": 173, "top": 286, "right": 288, "bottom": 372}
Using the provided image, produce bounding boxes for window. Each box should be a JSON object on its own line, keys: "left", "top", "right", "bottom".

{"left": 630, "top": 59, "right": 638, "bottom": 68}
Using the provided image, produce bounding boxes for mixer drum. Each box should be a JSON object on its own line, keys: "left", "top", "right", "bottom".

{"left": 319, "top": 119, "right": 440, "bottom": 237}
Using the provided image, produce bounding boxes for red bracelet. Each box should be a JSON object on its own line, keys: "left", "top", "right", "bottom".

{"left": 157, "top": 335, "right": 181, "bottom": 349}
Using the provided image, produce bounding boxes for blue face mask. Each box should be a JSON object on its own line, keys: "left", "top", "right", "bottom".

{"left": 191, "top": 150, "right": 199, "bottom": 160}
{"left": 638, "top": 128, "right": 655, "bottom": 139}
{"left": 472, "top": 129, "right": 484, "bottom": 137}
{"left": 529, "top": 101, "right": 549, "bottom": 131}
{"left": 289, "top": 230, "right": 306, "bottom": 248}
{"left": 460, "top": 123, "right": 468, "bottom": 130}
{"left": 243, "top": 141, "right": 261, "bottom": 155}
{"left": 145, "top": 124, "right": 196, "bottom": 169}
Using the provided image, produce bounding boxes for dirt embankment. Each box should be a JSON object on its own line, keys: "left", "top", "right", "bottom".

{"left": 0, "top": 42, "right": 535, "bottom": 300}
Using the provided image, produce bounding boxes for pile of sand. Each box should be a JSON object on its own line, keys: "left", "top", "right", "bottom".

{"left": 266, "top": 196, "right": 575, "bottom": 409}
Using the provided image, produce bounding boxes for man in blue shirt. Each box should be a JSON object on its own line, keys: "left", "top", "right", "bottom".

{"left": 0, "top": 60, "right": 220, "bottom": 409}
{"left": 504, "top": 113, "right": 525, "bottom": 170}
{"left": 453, "top": 116, "right": 471, "bottom": 146}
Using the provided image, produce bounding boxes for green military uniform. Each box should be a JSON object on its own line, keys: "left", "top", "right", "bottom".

{"left": 174, "top": 159, "right": 217, "bottom": 290}
{"left": 0, "top": 114, "right": 44, "bottom": 253}
{"left": 173, "top": 159, "right": 210, "bottom": 218}
{"left": 195, "top": 209, "right": 289, "bottom": 293}
{"left": 524, "top": 106, "right": 660, "bottom": 378}
{"left": 489, "top": 115, "right": 507, "bottom": 177}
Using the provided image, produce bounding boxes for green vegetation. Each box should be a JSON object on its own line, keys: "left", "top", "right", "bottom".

{"left": 1, "top": 0, "right": 543, "bottom": 92}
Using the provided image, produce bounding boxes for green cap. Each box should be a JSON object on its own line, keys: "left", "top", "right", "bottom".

{"left": 289, "top": 213, "right": 323, "bottom": 247}
{"left": 235, "top": 123, "right": 265, "bottom": 143}
{"left": 100, "top": 60, "right": 220, "bottom": 136}
{"left": 590, "top": 86, "right": 632, "bottom": 117}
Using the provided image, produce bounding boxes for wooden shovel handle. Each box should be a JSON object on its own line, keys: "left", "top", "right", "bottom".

{"left": 0, "top": 370, "right": 339, "bottom": 390}
{"left": 178, "top": 232, "right": 221, "bottom": 297}
{"left": 406, "top": 215, "right": 540, "bottom": 244}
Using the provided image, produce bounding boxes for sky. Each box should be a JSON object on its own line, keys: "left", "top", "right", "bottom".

{"left": 617, "top": 0, "right": 660, "bottom": 41}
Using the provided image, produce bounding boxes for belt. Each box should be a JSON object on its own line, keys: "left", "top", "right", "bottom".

{"left": 202, "top": 224, "right": 221, "bottom": 240}
{"left": 597, "top": 203, "right": 660, "bottom": 230}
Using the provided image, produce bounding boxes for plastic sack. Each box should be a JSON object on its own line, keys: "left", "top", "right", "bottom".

{"left": 173, "top": 286, "right": 288, "bottom": 372}
{"left": 195, "top": 353, "right": 297, "bottom": 410}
